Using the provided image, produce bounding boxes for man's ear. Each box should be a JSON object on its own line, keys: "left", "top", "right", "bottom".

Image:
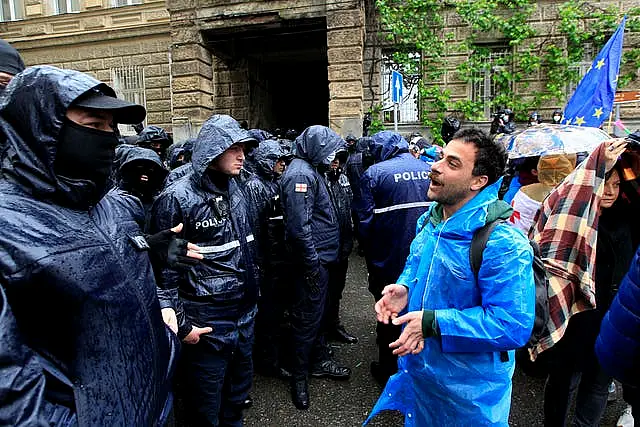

{"left": 470, "top": 175, "right": 488, "bottom": 191}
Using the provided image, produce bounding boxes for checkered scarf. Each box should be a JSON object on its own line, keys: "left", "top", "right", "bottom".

{"left": 528, "top": 143, "right": 608, "bottom": 358}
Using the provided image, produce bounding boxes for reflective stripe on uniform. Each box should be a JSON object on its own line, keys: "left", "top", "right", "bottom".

{"left": 373, "top": 201, "right": 433, "bottom": 214}
{"left": 198, "top": 235, "right": 255, "bottom": 254}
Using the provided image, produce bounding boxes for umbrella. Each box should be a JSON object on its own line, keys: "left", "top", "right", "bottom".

{"left": 495, "top": 123, "right": 610, "bottom": 159}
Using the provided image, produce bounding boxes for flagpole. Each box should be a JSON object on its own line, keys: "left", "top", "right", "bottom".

{"left": 607, "top": 110, "right": 614, "bottom": 135}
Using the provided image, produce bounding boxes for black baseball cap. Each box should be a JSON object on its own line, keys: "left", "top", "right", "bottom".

{"left": 73, "top": 89, "right": 146, "bottom": 125}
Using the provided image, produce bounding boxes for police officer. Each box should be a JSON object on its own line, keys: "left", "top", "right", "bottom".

{"left": 151, "top": 114, "right": 259, "bottom": 426}
{"left": 356, "top": 131, "right": 432, "bottom": 386}
{"left": 280, "top": 125, "right": 351, "bottom": 410}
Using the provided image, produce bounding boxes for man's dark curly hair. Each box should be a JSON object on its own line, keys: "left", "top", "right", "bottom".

{"left": 451, "top": 128, "right": 507, "bottom": 186}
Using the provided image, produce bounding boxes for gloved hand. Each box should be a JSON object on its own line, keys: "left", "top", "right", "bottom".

{"left": 146, "top": 223, "right": 203, "bottom": 269}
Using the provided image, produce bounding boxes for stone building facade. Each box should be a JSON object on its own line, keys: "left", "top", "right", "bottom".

{"left": 2, "top": 0, "right": 640, "bottom": 138}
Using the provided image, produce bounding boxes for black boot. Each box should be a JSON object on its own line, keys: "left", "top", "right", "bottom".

{"left": 310, "top": 359, "right": 351, "bottom": 380}
{"left": 291, "top": 378, "right": 310, "bottom": 410}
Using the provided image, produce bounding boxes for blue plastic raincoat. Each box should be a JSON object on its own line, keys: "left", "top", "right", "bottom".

{"left": 365, "top": 179, "right": 535, "bottom": 426}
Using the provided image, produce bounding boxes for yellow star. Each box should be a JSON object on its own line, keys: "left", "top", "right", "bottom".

{"left": 593, "top": 107, "right": 604, "bottom": 119}
{"left": 574, "top": 116, "right": 586, "bottom": 126}
{"left": 595, "top": 58, "right": 605, "bottom": 70}
{"left": 565, "top": 118, "right": 572, "bottom": 125}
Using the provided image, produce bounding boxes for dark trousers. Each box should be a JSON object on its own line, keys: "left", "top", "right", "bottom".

{"left": 367, "top": 263, "right": 401, "bottom": 377}
{"left": 623, "top": 384, "right": 640, "bottom": 419}
{"left": 290, "top": 263, "right": 330, "bottom": 379}
{"left": 254, "top": 264, "right": 292, "bottom": 371}
{"left": 179, "top": 315, "right": 254, "bottom": 427}
{"left": 543, "top": 311, "right": 611, "bottom": 427}
{"left": 323, "top": 259, "right": 349, "bottom": 331}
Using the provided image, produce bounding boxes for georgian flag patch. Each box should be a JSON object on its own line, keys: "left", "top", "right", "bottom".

{"left": 295, "top": 183, "right": 308, "bottom": 193}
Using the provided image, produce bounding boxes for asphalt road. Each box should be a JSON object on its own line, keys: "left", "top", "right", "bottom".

{"left": 241, "top": 252, "right": 628, "bottom": 427}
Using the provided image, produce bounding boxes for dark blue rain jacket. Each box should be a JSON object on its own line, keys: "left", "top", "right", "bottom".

{"left": 151, "top": 114, "right": 260, "bottom": 338}
{"left": 279, "top": 126, "right": 343, "bottom": 274}
{"left": 242, "top": 140, "right": 287, "bottom": 264}
{"left": 596, "top": 246, "right": 640, "bottom": 386}
{"left": 356, "top": 131, "right": 432, "bottom": 279}
{"left": 0, "top": 66, "right": 177, "bottom": 426}
{"left": 164, "top": 162, "right": 193, "bottom": 189}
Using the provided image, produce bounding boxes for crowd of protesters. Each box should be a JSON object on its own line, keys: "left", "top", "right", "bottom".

{"left": 1, "top": 38, "right": 639, "bottom": 427}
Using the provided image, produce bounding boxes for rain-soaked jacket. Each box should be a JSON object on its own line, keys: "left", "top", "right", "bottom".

{"left": 356, "top": 131, "right": 432, "bottom": 280}
{"left": 243, "top": 140, "right": 287, "bottom": 263}
{"left": 280, "top": 126, "right": 343, "bottom": 274}
{"left": 164, "top": 162, "right": 193, "bottom": 188}
{"left": 151, "top": 115, "right": 260, "bottom": 338}
{"left": 0, "top": 66, "right": 177, "bottom": 426}
{"left": 365, "top": 179, "right": 535, "bottom": 426}
{"left": 325, "top": 167, "right": 353, "bottom": 261}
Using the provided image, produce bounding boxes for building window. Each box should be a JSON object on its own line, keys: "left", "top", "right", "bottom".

{"left": 470, "top": 47, "right": 511, "bottom": 119}
{"left": 380, "top": 53, "right": 420, "bottom": 124}
{"left": 111, "top": 0, "right": 142, "bottom": 6}
{"left": 1, "top": 0, "right": 24, "bottom": 21}
{"left": 566, "top": 45, "right": 595, "bottom": 98}
{"left": 52, "top": 0, "right": 80, "bottom": 14}
{"left": 111, "top": 66, "right": 146, "bottom": 135}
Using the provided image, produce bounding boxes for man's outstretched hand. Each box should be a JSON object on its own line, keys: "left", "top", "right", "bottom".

{"left": 375, "top": 284, "right": 408, "bottom": 324}
{"left": 390, "top": 311, "right": 425, "bottom": 356}
{"left": 147, "top": 223, "right": 203, "bottom": 269}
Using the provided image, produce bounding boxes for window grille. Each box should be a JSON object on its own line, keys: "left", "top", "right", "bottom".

{"left": 111, "top": 66, "right": 146, "bottom": 135}
{"left": 112, "top": 0, "right": 141, "bottom": 7}
{"left": 0, "top": 0, "right": 24, "bottom": 21}
{"left": 380, "top": 53, "right": 420, "bottom": 124}
{"left": 470, "top": 48, "right": 511, "bottom": 119}
{"left": 566, "top": 45, "right": 595, "bottom": 98}
{"left": 52, "top": 0, "right": 80, "bottom": 14}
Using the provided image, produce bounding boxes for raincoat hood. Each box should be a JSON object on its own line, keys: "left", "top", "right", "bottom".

{"left": 254, "top": 140, "right": 287, "bottom": 180}
{"left": 293, "top": 125, "right": 345, "bottom": 167}
{"left": 117, "top": 146, "right": 167, "bottom": 185}
{"left": 370, "top": 131, "right": 409, "bottom": 162}
{"left": 191, "top": 114, "right": 257, "bottom": 181}
{"left": 356, "top": 136, "right": 373, "bottom": 154}
{"left": 0, "top": 65, "right": 121, "bottom": 207}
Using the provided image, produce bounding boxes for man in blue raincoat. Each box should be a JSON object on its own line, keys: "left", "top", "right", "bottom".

{"left": 366, "top": 128, "right": 535, "bottom": 426}
{"left": 355, "top": 131, "right": 432, "bottom": 385}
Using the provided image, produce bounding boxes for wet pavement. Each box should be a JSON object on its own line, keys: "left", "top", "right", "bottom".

{"left": 241, "top": 251, "right": 628, "bottom": 426}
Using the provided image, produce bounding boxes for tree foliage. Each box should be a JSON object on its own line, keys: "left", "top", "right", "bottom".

{"left": 375, "top": 0, "right": 640, "bottom": 144}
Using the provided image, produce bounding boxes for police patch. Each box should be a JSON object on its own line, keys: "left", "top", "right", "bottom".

{"left": 295, "top": 183, "right": 308, "bottom": 193}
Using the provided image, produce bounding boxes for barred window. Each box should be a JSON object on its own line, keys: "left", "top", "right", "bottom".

{"left": 111, "top": 66, "right": 146, "bottom": 135}
{"left": 380, "top": 53, "right": 420, "bottom": 124}
{"left": 111, "top": 0, "right": 142, "bottom": 6}
{"left": 0, "top": 0, "right": 24, "bottom": 21}
{"left": 52, "top": 0, "right": 80, "bottom": 14}
{"left": 470, "top": 47, "right": 511, "bottom": 119}
{"left": 566, "top": 45, "right": 595, "bottom": 98}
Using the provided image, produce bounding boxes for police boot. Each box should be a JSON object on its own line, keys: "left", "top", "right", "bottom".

{"left": 310, "top": 359, "right": 351, "bottom": 380}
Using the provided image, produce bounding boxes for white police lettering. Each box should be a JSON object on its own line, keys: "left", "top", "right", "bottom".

{"left": 195, "top": 217, "right": 225, "bottom": 229}
{"left": 393, "top": 170, "right": 430, "bottom": 183}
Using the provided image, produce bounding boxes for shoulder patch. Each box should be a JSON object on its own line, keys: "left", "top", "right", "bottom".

{"left": 295, "top": 183, "right": 308, "bottom": 193}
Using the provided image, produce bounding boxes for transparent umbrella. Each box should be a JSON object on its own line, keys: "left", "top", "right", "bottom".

{"left": 494, "top": 124, "right": 610, "bottom": 159}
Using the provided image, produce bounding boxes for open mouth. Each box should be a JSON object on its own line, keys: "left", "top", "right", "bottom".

{"left": 140, "top": 175, "right": 149, "bottom": 182}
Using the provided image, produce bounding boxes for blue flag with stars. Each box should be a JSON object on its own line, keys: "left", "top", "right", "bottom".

{"left": 563, "top": 16, "right": 626, "bottom": 128}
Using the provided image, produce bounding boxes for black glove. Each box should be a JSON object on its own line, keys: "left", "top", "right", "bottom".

{"left": 146, "top": 229, "right": 200, "bottom": 269}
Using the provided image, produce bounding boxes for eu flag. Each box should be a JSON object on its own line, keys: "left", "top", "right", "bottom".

{"left": 563, "top": 17, "right": 626, "bottom": 128}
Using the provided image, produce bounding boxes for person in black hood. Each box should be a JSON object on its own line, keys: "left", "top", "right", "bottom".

{"left": 244, "top": 140, "right": 293, "bottom": 379}
{"left": 0, "top": 65, "right": 179, "bottom": 425}
{"left": 151, "top": 114, "right": 260, "bottom": 426}
{"left": 137, "top": 125, "right": 172, "bottom": 162}
{"left": 280, "top": 125, "right": 352, "bottom": 410}
{"left": 0, "top": 39, "right": 25, "bottom": 94}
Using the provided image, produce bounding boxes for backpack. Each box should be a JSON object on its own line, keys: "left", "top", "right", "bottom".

{"left": 470, "top": 220, "right": 550, "bottom": 349}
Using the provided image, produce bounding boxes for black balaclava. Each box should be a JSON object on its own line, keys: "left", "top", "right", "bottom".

{"left": 54, "top": 118, "right": 119, "bottom": 200}
{"left": 120, "top": 160, "right": 163, "bottom": 202}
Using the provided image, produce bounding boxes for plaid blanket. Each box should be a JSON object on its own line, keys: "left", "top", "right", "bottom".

{"left": 528, "top": 144, "right": 608, "bottom": 359}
